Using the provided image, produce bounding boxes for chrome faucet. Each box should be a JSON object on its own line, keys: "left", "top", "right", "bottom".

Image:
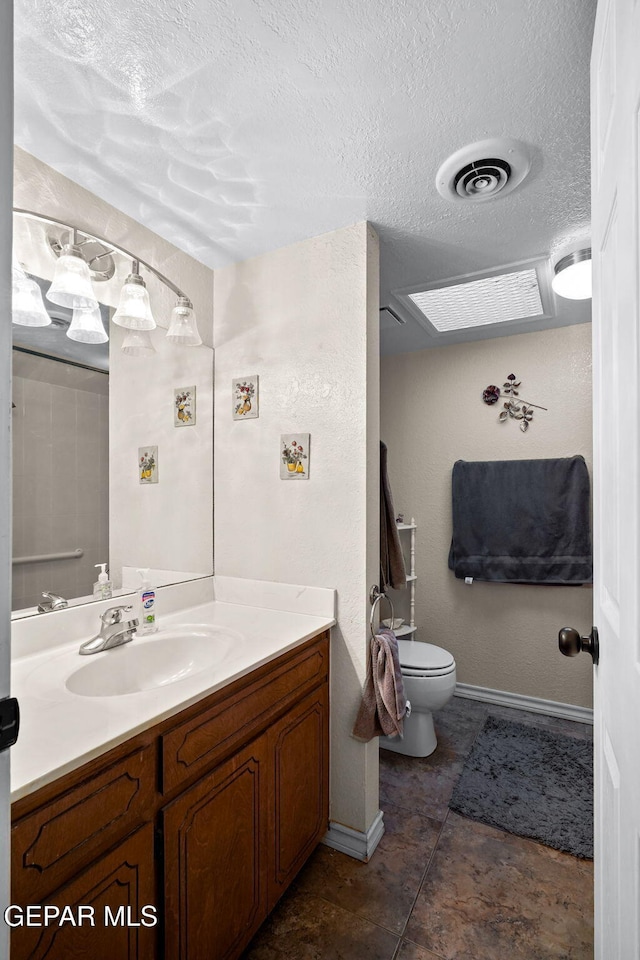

{"left": 79, "top": 605, "right": 139, "bottom": 656}
{"left": 37, "top": 592, "right": 68, "bottom": 613}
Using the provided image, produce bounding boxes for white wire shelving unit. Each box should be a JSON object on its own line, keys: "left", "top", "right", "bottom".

{"left": 394, "top": 519, "right": 417, "bottom": 638}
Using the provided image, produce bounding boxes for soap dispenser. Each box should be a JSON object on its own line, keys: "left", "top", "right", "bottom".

{"left": 93, "top": 563, "right": 113, "bottom": 600}
{"left": 137, "top": 568, "right": 158, "bottom": 634}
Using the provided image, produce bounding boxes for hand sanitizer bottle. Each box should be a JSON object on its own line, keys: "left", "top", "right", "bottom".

{"left": 93, "top": 563, "right": 113, "bottom": 600}
{"left": 137, "top": 568, "right": 158, "bottom": 634}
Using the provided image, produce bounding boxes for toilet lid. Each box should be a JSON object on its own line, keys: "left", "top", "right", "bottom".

{"left": 397, "top": 640, "right": 455, "bottom": 673}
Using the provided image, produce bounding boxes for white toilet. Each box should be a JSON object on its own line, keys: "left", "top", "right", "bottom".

{"left": 380, "top": 639, "right": 457, "bottom": 758}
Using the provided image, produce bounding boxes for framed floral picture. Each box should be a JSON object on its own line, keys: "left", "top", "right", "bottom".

{"left": 233, "top": 375, "right": 259, "bottom": 420}
{"left": 139, "top": 446, "right": 158, "bottom": 484}
{"left": 280, "top": 434, "right": 310, "bottom": 480}
{"left": 174, "top": 386, "right": 196, "bottom": 426}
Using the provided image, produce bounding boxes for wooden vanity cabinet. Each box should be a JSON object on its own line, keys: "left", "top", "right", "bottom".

{"left": 11, "top": 825, "right": 157, "bottom": 960}
{"left": 11, "top": 630, "right": 329, "bottom": 960}
{"left": 268, "top": 683, "right": 329, "bottom": 910}
{"left": 163, "top": 734, "right": 271, "bottom": 960}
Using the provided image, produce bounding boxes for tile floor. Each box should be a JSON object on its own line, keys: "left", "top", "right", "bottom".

{"left": 242, "top": 696, "right": 594, "bottom": 960}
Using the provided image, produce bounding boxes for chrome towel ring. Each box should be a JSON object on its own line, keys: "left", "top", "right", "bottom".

{"left": 369, "top": 585, "right": 395, "bottom": 640}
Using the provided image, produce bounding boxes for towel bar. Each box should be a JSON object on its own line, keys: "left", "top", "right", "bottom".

{"left": 369, "top": 586, "right": 395, "bottom": 640}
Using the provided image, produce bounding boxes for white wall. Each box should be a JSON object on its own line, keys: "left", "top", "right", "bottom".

{"left": 109, "top": 324, "right": 213, "bottom": 586}
{"left": 13, "top": 149, "right": 215, "bottom": 593}
{"left": 0, "top": 5, "right": 13, "bottom": 953}
{"left": 381, "top": 323, "right": 593, "bottom": 708}
{"left": 214, "top": 222, "right": 380, "bottom": 834}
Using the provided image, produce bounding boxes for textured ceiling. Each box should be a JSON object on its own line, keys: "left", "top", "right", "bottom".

{"left": 14, "top": 0, "right": 596, "bottom": 353}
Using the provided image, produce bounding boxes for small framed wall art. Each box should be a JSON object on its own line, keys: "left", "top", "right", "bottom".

{"left": 174, "top": 386, "right": 196, "bottom": 426}
{"left": 280, "top": 434, "right": 310, "bottom": 480}
{"left": 139, "top": 446, "right": 158, "bottom": 483}
{"left": 233, "top": 375, "right": 259, "bottom": 420}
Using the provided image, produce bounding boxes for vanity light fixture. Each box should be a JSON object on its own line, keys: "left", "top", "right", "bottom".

{"left": 12, "top": 209, "right": 202, "bottom": 350}
{"left": 551, "top": 247, "right": 592, "bottom": 300}
{"left": 11, "top": 262, "right": 51, "bottom": 326}
{"left": 66, "top": 304, "right": 109, "bottom": 344}
{"left": 112, "top": 263, "right": 156, "bottom": 331}
{"left": 46, "top": 232, "right": 98, "bottom": 311}
{"left": 166, "top": 297, "right": 202, "bottom": 346}
{"left": 121, "top": 329, "right": 157, "bottom": 357}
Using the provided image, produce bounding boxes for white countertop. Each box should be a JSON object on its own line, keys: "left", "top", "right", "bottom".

{"left": 11, "top": 598, "right": 334, "bottom": 803}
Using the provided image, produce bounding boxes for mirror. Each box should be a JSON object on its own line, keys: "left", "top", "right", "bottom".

{"left": 11, "top": 152, "right": 214, "bottom": 617}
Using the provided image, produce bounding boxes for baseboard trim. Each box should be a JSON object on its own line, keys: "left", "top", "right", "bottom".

{"left": 322, "top": 810, "right": 385, "bottom": 862}
{"left": 455, "top": 682, "right": 593, "bottom": 725}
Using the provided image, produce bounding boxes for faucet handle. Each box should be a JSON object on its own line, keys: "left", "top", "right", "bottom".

{"left": 100, "top": 604, "right": 133, "bottom": 625}
{"left": 37, "top": 592, "right": 68, "bottom": 613}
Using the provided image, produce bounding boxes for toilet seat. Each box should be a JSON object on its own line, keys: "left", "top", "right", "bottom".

{"left": 397, "top": 640, "right": 455, "bottom": 678}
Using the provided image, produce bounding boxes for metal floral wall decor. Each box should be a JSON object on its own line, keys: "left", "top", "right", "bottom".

{"left": 482, "top": 373, "right": 547, "bottom": 433}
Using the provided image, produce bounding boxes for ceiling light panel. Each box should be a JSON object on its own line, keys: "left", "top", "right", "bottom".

{"left": 407, "top": 268, "right": 544, "bottom": 332}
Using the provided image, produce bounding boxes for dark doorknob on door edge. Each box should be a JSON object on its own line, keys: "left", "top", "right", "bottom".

{"left": 558, "top": 626, "right": 599, "bottom": 665}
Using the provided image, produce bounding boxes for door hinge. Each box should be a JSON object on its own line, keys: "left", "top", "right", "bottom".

{"left": 0, "top": 697, "right": 20, "bottom": 751}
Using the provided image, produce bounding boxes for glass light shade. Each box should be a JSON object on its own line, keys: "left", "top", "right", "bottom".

{"left": 551, "top": 249, "right": 592, "bottom": 300}
{"left": 112, "top": 275, "right": 156, "bottom": 330}
{"left": 166, "top": 297, "right": 202, "bottom": 346}
{"left": 121, "top": 329, "right": 156, "bottom": 357}
{"left": 12, "top": 275, "right": 51, "bottom": 327}
{"left": 12, "top": 260, "right": 27, "bottom": 282}
{"left": 67, "top": 305, "right": 109, "bottom": 344}
{"left": 47, "top": 245, "right": 98, "bottom": 309}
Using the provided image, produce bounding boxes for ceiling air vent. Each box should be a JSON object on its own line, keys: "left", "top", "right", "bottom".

{"left": 436, "top": 138, "right": 530, "bottom": 203}
{"left": 380, "top": 306, "right": 406, "bottom": 327}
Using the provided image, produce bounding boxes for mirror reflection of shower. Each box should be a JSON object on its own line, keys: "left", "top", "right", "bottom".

{"left": 11, "top": 278, "right": 109, "bottom": 613}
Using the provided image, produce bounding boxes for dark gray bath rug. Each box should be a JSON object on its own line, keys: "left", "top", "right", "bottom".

{"left": 449, "top": 715, "right": 593, "bottom": 859}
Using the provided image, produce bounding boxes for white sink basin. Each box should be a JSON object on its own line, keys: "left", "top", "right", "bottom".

{"left": 65, "top": 625, "right": 242, "bottom": 697}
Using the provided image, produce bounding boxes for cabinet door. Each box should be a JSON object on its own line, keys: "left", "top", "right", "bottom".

{"left": 163, "top": 735, "right": 269, "bottom": 960}
{"left": 269, "top": 683, "right": 329, "bottom": 909}
{"left": 12, "top": 745, "right": 154, "bottom": 905}
{"left": 11, "top": 824, "right": 156, "bottom": 960}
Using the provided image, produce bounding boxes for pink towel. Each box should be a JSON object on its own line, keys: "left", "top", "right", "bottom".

{"left": 352, "top": 628, "right": 407, "bottom": 742}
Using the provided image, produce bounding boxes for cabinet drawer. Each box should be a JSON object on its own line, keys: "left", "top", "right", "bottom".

{"left": 161, "top": 634, "right": 329, "bottom": 794}
{"left": 11, "top": 824, "right": 156, "bottom": 960}
{"left": 12, "top": 746, "right": 155, "bottom": 904}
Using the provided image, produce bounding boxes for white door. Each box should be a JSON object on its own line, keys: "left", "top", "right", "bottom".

{"left": 591, "top": 0, "right": 640, "bottom": 956}
{"left": 0, "top": 4, "right": 12, "bottom": 958}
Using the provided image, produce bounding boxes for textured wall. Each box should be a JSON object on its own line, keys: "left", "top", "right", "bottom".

{"left": 380, "top": 323, "right": 593, "bottom": 708}
{"left": 108, "top": 323, "right": 213, "bottom": 587}
{"left": 214, "top": 222, "right": 380, "bottom": 834}
{"left": 12, "top": 355, "right": 108, "bottom": 610}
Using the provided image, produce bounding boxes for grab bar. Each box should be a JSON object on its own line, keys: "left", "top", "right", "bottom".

{"left": 12, "top": 548, "right": 84, "bottom": 566}
{"left": 369, "top": 585, "right": 395, "bottom": 639}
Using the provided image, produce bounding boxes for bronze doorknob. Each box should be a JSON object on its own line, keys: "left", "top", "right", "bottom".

{"left": 558, "top": 626, "right": 599, "bottom": 665}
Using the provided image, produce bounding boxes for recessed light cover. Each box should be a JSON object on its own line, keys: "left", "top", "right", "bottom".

{"left": 408, "top": 269, "right": 543, "bottom": 332}
{"left": 551, "top": 249, "right": 592, "bottom": 300}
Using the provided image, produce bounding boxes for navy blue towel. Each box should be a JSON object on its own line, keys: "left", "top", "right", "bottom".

{"left": 448, "top": 456, "right": 592, "bottom": 584}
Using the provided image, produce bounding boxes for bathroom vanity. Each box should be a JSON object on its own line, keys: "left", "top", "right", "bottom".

{"left": 10, "top": 587, "right": 333, "bottom": 960}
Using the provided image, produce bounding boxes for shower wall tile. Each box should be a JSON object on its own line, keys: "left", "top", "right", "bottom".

{"left": 12, "top": 364, "right": 108, "bottom": 610}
